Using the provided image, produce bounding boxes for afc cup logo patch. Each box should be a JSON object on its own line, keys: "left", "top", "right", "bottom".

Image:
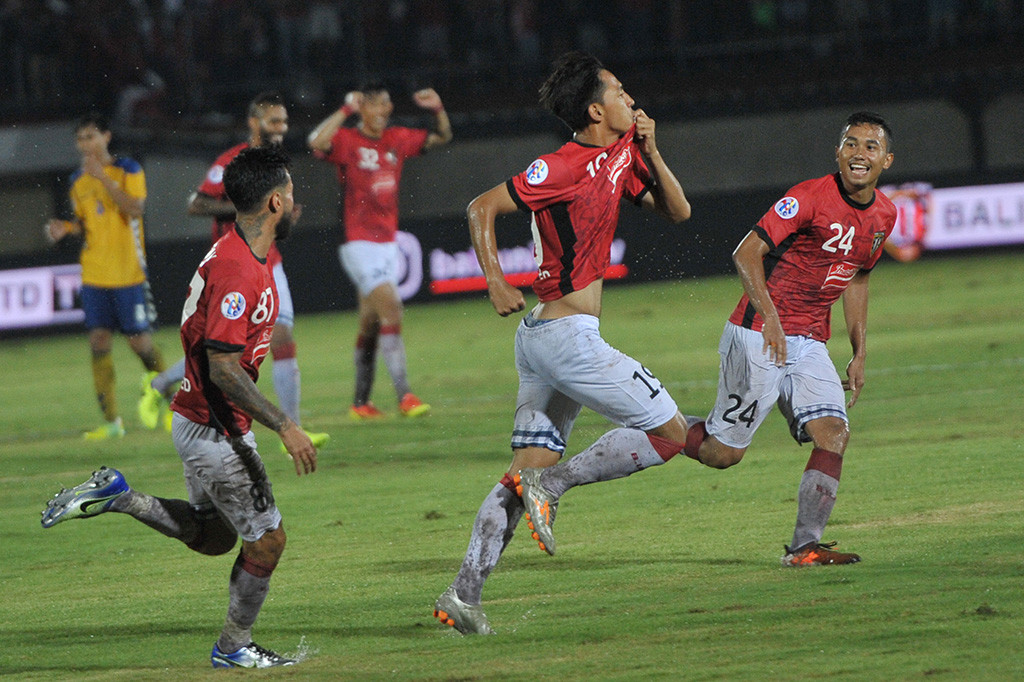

{"left": 525, "top": 159, "right": 549, "bottom": 185}
{"left": 774, "top": 196, "right": 799, "bottom": 219}
{"left": 220, "top": 292, "right": 246, "bottom": 320}
{"left": 207, "top": 165, "right": 224, "bottom": 185}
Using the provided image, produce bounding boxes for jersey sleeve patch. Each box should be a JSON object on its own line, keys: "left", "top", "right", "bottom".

{"left": 774, "top": 196, "right": 800, "bottom": 219}
{"left": 220, "top": 292, "right": 247, "bottom": 320}
{"left": 206, "top": 164, "right": 225, "bottom": 185}
{"left": 525, "top": 159, "right": 549, "bottom": 185}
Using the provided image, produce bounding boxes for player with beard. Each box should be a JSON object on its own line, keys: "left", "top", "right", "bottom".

{"left": 143, "top": 92, "right": 328, "bottom": 451}
{"left": 42, "top": 145, "right": 318, "bottom": 668}
{"left": 307, "top": 82, "right": 452, "bottom": 420}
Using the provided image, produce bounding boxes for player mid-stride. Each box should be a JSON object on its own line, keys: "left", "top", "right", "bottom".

{"left": 41, "top": 146, "right": 318, "bottom": 669}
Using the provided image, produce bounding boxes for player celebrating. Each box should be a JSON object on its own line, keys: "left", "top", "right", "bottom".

{"left": 307, "top": 82, "right": 452, "bottom": 419}
{"left": 678, "top": 112, "right": 897, "bottom": 566}
{"left": 45, "top": 112, "right": 170, "bottom": 440}
{"left": 42, "top": 146, "right": 318, "bottom": 669}
{"left": 432, "top": 51, "right": 691, "bottom": 635}
{"left": 144, "top": 92, "right": 328, "bottom": 449}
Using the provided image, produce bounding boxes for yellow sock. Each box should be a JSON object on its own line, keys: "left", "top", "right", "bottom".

{"left": 92, "top": 352, "right": 117, "bottom": 422}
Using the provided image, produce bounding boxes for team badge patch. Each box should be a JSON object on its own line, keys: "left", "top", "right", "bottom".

{"left": 774, "top": 196, "right": 799, "bottom": 219}
{"left": 871, "top": 231, "right": 886, "bottom": 256}
{"left": 207, "top": 165, "right": 224, "bottom": 184}
{"left": 220, "top": 292, "right": 246, "bottom": 320}
{"left": 525, "top": 159, "right": 549, "bottom": 185}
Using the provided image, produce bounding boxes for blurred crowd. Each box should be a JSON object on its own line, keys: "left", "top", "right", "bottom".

{"left": 3, "top": 0, "right": 1023, "bottom": 130}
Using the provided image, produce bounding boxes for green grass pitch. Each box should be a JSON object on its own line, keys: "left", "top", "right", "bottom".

{"left": 1, "top": 251, "right": 1022, "bottom": 680}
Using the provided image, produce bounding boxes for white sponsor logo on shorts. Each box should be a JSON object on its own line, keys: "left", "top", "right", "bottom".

{"left": 774, "top": 196, "right": 799, "bottom": 219}
{"left": 221, "top": 292, "right": 246, "bottom": 319}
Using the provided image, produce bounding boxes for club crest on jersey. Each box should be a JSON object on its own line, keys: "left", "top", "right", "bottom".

{"left": 220, "top": 292, "right": 246, "bottom": 320}
{"left": 525, "top": 159, "right": 549, "bottom": 185}
{"left": 774, "top": 196, "right": 799, "bottom": 219}
{"left": 871, "top": 231, "right": 886, "bottom": 256}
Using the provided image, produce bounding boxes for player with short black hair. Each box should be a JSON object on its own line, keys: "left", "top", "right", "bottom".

{"left": 432, "top": 51, "right": 691, "bottom": 634}
{"left": 308, "top": 80, "right": 453, "bottom": 419}
{"left": 42, "top": 144, "right": 319, "bottom": 669}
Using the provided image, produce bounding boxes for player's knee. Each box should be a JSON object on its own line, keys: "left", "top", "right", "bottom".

{"left": 808, "top": 417, "right": 849, "bottom": 454}
{"left": 699, "top": 440, "right": 746, "bottom": 469}
{"left": 188, "top": 518, "right": 239, "bottom": 556}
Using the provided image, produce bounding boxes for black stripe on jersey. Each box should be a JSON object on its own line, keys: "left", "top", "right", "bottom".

{"left": 551, "top": 203, "right": 578, "bottom": 296}
{"left": 204, "top": 339, "right": 246, "bottom": 353}
{"left": 506, "top": 179, "right": 530, "bottom": 212}
{"left": 833, "top": 172, "right": 875, "bottom": 209}
{"left": 741, "top": 226, "right": 796, "bottom": 328}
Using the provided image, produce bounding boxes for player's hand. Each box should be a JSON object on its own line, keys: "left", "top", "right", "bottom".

{"left": 44, "top": 219, "right": 72, "bottom": 244}
{"left": 633, "top": 109, "right": 658, "bottom": 156}
{"left": 843, "top": 355, "right": 866, "bottom": 407}
{"left": 82, "top": 154, "right": 105, "bottom": 179}
{"left": 279, "top": 422, "right": 317, "bottom": 475}
{"left": 488, "top": 279, "right": 525, "bottom": 317}
{"left": 344, "top": 91, "right": 363, "bottom": 113}
{"left": 761, "top": 317, "right": 787, "bottom": 366}
{"left": 413, "top": 88, "right": 444, "bottom": 113}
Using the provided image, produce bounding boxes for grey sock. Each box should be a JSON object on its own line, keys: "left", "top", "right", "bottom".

{"left": 452, "top": 482, "right": 524, "bottom": 605}
{"left": 272, "top": 357, "right": 301, "bottom": 424}
{"left": 379, "top": 332, "right": 411, "bottom": 399}
{"left": 541, "top": 428, "right": 667, "bottom": 498}
{"left": 110, "top": 490, "right": 200, "bottom": 544}
{"left": 790, "top": 469, "right": 839, "bottom": 549}
{"left": 217, "top": 554, "right": 271, "bottom": 653}
{"left": 353, "top": 334, "right": 377, "bottom": 405}
{"left": 151, "top": 357, "right": 186, "bottom": 397}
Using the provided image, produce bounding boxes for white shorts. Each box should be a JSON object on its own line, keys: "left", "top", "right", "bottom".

{"left": 339, "top": 240, "right": 399, "bottom": 297}
{"left": 511, "top": 313, "right": 678, "bottom": 455}
{"left": 705, "top": 322, "right": 847, "bottom": 449}
{"left": 171, "top": 413, "right": 282, "bottom": 542}
{"left": 271, "top": 262, "right": 294, "bottom": 328}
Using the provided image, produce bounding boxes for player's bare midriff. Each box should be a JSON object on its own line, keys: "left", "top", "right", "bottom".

{"left": 533, "top": 278, "right": 604, "bottom": 320}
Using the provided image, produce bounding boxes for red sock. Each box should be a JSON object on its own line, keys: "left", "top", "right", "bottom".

{"left": 684, "top": 421, "right": 707, "bottom": 461}
{"left": 805, "top": 448, "right": 842, "bottom": 479}
{"left": 646, "top": 433, "right": 685, "bottom": 462}
{"left": 237, "top": 552, "right": 275, "bottom": 578}
{"left": 499, "top": 473, "right": 517, "bottom": 493}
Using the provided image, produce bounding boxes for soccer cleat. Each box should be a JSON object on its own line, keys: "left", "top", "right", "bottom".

{"left": 41, "top": 466, "right": 128, "bottom": 528}
{"left": 399, "top": 393, "right": 431, "bottom": 418}
{"left": 137, "top": 371, "right": 165, "bottom": 430}
{"left": 349, "top": 403, "right": 386, "bottom": 420}
{"left": 83, "top": 418, "right": 125, "bottom": 441}
{"left": 514, "top": 468, "right": 558, "bottom": 556}
{"left": 433, "top": 586, "right": 494, "bottom": 635}
{"left": 781, "top": 541, "right": 861, "bottom": 567}
{"left": 280, "top": 430, "right": 331, "bottom": 453}
{"left": 162, "top": 409, "right": 173, "bottom": 433}
{"left": 210, "top": 642, "right": 296, "bottom": 668}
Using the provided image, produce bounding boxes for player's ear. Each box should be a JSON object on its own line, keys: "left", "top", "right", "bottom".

{"left": 268, "top": 191, "right": 280, "bottom": 214}
{"left": 588, "top": 101, "right": 603, "bottom": 124}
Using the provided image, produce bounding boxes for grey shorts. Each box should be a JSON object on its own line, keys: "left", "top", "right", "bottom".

{"left": 171, "top": 413, "right": 282, "bottom": 542}
{"left": 339, "top": 240, "right": 399, "bottom": 297}
{"left": 706, "top": 322, "right": 847, "bottom": 448}
{"left": 511, "top": 313, "right": 678, "bottom": 455}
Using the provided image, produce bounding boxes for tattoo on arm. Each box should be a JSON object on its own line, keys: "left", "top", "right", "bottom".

{"left": 208, "top": 350, "right": 289, "bottom": 432}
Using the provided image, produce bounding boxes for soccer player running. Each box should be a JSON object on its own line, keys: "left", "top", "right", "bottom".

{"left": 307, "top": 82, "right": 452, "bottom": 419}
{"left": 433, "top": 51, "right": 691, "bottom": 635}
{"left": 145, "top": 92, "right": 328, "bottom": 450}
{"left": 45, "top": 112, "right": 170, "bottom": 440}
{"left": 42, "top": 146, "right": 318, "bottom": 669}
{"left": 681, "top": 112, "right": 897, "bottom": 566}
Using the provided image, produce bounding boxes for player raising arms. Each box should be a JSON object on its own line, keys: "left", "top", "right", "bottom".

{"left": 433, "top": 51, "right": 691, "bottom": 634}
{"left": 42, "top": 146, "right": 318, "bottom": 669}
{"left": 680, "top": 112, "right": 897, "bottom": 566}
{"left": 144, "top": 92, "right": 328, "bottom": 450}
{"left": 307, "top": 82, "right": 452, "bottom": 420}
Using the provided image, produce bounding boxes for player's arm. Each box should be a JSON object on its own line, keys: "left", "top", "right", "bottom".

{"left": 634, "top": 109, "right": 690, "bottom": 223}
{"left": 467, "top": 183, "right": 524, "bottom": 317}
{"left": 187, "top": 191, "right": 236, "bottom": 219}
{"left": 44, "top": 217, "right": 83, "bottom": 244}
{"left": 841, "top": 270, "right": 871, "bottom": 407}
{"left": 733, "top": 230, "right": 786, "bottom": 365}
{"left": 206, "top": 347, "right": 317, "bottom": 475}
{"left": 84, "top": 156, "right": 145, "bottom": 218}
{"left": 307, "top": 91, "right": 362, "bottom": 153}
{"left": 414, "top": 88, "right": 453, "bottom": 150}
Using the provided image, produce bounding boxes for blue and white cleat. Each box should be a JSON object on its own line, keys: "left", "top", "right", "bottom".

{"left": 40, "top": 466, "right": 128, "bottom": 529}
{"left": 211, "top": 642, "right": 296, "bottom": 668}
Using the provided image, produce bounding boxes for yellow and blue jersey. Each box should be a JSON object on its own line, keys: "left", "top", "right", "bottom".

{"left": 69, "top": 157, "right": 147, "bottom": 288}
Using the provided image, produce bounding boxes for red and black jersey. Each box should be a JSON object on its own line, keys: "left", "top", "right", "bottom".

{"left": 171, "top": 227, "right": 278, "bottom": 435}
{"left": 507, "top": 127, "right": 650, "bottom": 302}
{"left": 729, "top": 173, "right": 897, "bottom": 341}
{"left": 318, "top": 126, "right": 428, "bottom": 243}
{"left": 196, "top": 142, "right": 282, "bottom": 267}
